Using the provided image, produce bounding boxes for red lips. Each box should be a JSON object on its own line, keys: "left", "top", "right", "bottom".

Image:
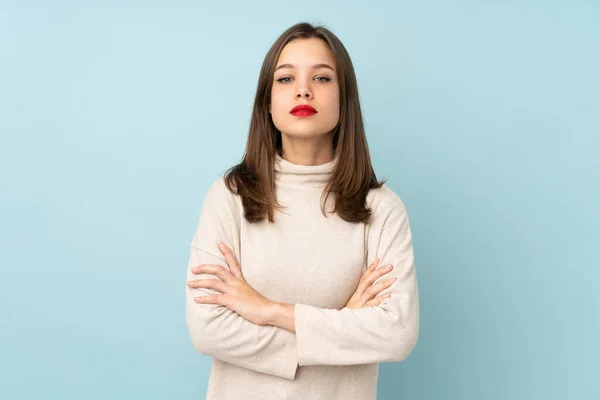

{"left": 290, "top": 104, "right": 317, "bottom": 116}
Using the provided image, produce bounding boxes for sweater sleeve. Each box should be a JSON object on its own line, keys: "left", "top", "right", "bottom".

{"left": 185, "top": 178, "right": 299, "bottom": 380}
{"left": 293, "top": 189, "right": 420, "bottom": 366}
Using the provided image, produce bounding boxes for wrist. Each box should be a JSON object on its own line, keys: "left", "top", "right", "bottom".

{"left": 266, "top": 301, "right": 283, "bottom": 326}
{"left": 266, "top": 301, "right": 296, "bottom": 332}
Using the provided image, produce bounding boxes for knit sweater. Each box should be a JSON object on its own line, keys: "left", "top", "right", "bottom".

{"left": 185, "top": 154, "right": 420, "bottom": 400}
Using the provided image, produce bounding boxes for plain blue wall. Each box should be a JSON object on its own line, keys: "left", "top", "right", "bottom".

{"left": 1, "top": 1, "right": 598, "bottom": 399}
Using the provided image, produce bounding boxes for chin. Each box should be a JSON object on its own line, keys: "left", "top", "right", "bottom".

{"left": 276, "top": 121, "right": 338, "bottom": 139}
{"left": 279, "top": 128, "right": 333, "bottom": 138}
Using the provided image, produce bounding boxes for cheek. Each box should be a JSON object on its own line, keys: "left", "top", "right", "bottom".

{"left": 270, "top": 94, "right": 287, "bottom": 115}
{"left": 323, "top": 90, "right": 340, "bottom": 115}
{"left": 269, "top": 91, "right": 289, "bottom": 127}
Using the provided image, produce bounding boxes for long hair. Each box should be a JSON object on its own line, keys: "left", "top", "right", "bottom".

{"left": 223, "top": 21, "right": 386, "bottom": 224}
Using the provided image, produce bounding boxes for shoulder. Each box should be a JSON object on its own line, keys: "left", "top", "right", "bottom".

{"left": 366, "top": 183, "right": 408, "bottom": 218}
{"left": 205, "top": 176, "right": 238, "bottom": 199}
{"left": 202, "top": 176, "right": 241, "bottom": 215}
{"left": 365, "top": 184, "right": 413, "bottom": 242}
{"left": 206, "top": 176, "right": 231, "bottom": 197}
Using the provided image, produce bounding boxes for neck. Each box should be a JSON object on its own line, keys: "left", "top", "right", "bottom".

{"left": 279, "top": 132, "right": 335, "bottom": 166}
{"left": 274, "top": 153, "right": 337, "bottom": 185}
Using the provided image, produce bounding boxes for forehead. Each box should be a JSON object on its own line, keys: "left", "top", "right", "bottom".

{"left": 276, "top": 38, "right": 335, "bottom": 67}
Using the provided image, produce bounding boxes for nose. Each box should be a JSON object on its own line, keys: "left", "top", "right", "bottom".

{"left": 295, "top": 80, "right": 313, "bottom": 100}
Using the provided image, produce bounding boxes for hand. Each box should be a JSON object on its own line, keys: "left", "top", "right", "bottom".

{"left": 187, "top": 242, "right": 274, "bottom": 326}
{"left": 345, "top": 258, "right": 396, "bottom": 309}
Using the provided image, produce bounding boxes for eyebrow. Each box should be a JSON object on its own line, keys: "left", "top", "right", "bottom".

{"left": 274, "top": 63, "right": 335, "bottom": 72}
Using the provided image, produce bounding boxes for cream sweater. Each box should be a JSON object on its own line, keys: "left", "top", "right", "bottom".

{"left": 185, "top": 154, "right": 420, "bottom": 400}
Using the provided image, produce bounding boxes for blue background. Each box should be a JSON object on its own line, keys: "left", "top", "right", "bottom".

{"left": 1, "top": 1, "right": 598, "bottom": 399}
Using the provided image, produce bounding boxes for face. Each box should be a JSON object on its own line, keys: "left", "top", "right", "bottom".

{"left": 269, "top": 38, "right": 340, "bottom": 139}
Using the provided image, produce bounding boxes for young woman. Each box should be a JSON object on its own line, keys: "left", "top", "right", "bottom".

{"left": 185, "top": 22, "right": 420, "bottom": 400}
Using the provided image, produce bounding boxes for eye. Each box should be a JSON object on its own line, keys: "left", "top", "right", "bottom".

{"left": 275, "top": 76, "right": 332, "bottom": 83}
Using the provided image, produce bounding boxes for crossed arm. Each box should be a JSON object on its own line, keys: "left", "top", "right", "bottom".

{"left": 185, "top": 179, "right": 419, "bottom": 381}
{"left": 187, "top": 240, "right": 298, "bottom": 332}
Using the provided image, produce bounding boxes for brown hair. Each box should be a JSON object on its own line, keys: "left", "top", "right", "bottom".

{"left": 223, "top": 21, "right": 386, "bottom": 224}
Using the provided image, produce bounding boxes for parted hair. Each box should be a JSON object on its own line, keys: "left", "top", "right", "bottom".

{"left": 223, "top": 21, "right": 386, "bottom": 224}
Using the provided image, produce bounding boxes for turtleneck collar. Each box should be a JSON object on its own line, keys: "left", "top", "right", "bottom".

{"left": 274, "top": 153, "right": 338, "bottom": 185}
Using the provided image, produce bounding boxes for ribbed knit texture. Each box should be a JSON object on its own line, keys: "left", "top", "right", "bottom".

{"left": 185, "top": 155, "right": 420, "bottom": 400}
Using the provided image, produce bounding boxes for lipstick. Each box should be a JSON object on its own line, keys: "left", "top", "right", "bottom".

{"left": 290, "top": 104, "right": 317, "bottom": 116}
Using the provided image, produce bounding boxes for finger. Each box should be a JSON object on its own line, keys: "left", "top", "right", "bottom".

{"left": 367, "top": 257, "right": 380, "bottom": 273}
{"left": 365, "top": 292, "right": 391, "bottom": 307}
{"left": 357, "top": 258, "right": 381, "bottom": 292}
{"left": 369, "top": 263, "right": 393, "bottom": 283}
{"left": 217, "top": 242, "right": 244, "bottom": 280}
{"left": 364, "top": 277, "right": 397, "bottom": 299}
{"left": 366, "top": 292, "right": 392, "bottom": 307}
{"left": 359, "top": 263, "right": 391, "bottom": 291}
{"left": 191, "top": 264, "right": 235, "bottom": 284}
{"left": 194, "top": 294, "right": 226, "bottom": 305}
{"left": 187, "top": 278, "right": 228, "bottom": 294}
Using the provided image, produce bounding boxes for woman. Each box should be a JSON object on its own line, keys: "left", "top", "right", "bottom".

{"left": 185, "top": 22, "right": 419, "bottom": 400}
